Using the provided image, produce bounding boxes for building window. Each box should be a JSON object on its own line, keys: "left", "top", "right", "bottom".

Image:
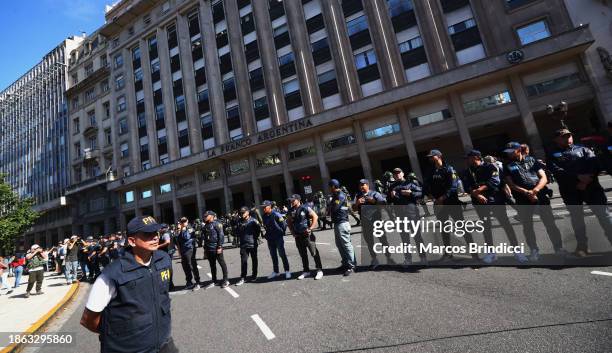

{"left": 117, "top": 96, "right": 126, "bottom": 112}
{"left": 73, "top": 118, "right": 80, "bottom": 133}
{"left": 160, "top": 183, "right": 172, "bottom": 194}
{"left": 463, "top": 91, "right": 512, "bottom": 114}
{"left": 229, "top": 159, "right": 249, "bottom": 175}
{"left": 289, "top": 146, "right": 315, "bottom": 160}
{"left": 354, "top": 49, "right": 380, "bottom": 84}
{"left": 119, "top": 118, "right": 128, "bottom": 135}
{"left": 105, "top": 128, "right": 112, "bottom": 145}
{"left": 318, "top": 70, "right": 339, "bottom": 98}
{"left": 364, "top": 123, "right": 400, "bottom": 140}
{"left": 526, "top": 73, "right": 582, "bottom": 97}
{"left": 115, "top": 74, "right": 125, "bottom": 90}
{"left": 448, "top": 18, "right": 482, "bottom": 52}
{"left": 88, "top": 110, "right": 96, "bottom": 126}
{"left": 114, "top": 54, "right": 123, "bottom": 68}
{"left": 517, "top": 20, "right": 551, "bottom": 46}
{"left": 85, "top": 63, "right": 94, "bottom": 76}
{"left": 88, "top": 136, "right": 97, "bottom": 150}
{"left": 324, "top": 134, "right": 356, "bottom": 152}
{"left": 410, "top": 109, "right": 452, "bottom": 128}
{"left": 125, "top": 191, "right": 134, "bottom": 203}
{"left": 101, "top": 79, "right": 110, "bottom": 92}
{"left": 85, "top": 88, "right": 96, "bottom": 101}
{"left": 74, "top": 142, "right": 81, "bottom": 158}
{"left": 120, "top": 142, "right": 129, "bottom": 158}
{"left": 122, "top": 165, "right": 131, "bottom": 176}
{"left": 203, "top": 170, "right": 220, "bottom": 182}
{"left": 159, "top": 153, "right": 169, "bottom": 165}
{"left": 256, "top": 153, "right": 281, "bottom": 168}
{"left": 282, "top": 79, "right": 302, "bottom": 110}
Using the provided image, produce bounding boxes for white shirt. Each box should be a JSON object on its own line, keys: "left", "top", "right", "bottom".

{"left": 85, "top": 259, "right": 151, "bottom": 313}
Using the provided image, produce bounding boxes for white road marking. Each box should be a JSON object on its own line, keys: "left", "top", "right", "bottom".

{"left": 591, "top": 271, "right": 612, "bottom": 277}
{"left": 206, "top": 273, "right": 239, "bottom": 298}
{"left": 251, "top": 314, "right": 276, "bottom": 340}
{"left": 197, "top": 265, "right": 202, "bottom": 269}
{"left": 317, "top": 242, "right": 330, "bottom": 245}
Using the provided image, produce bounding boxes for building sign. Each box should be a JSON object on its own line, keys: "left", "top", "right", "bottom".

{"left": 506, "top": 49, "right": 524, "bottom": 64}
{"left": 206, "top": 118, "right": 313, "bottom": 158}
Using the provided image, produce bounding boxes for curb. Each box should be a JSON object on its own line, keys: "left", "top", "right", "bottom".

{"left": 0, "top": 282, "right": 80, "bottom": 353}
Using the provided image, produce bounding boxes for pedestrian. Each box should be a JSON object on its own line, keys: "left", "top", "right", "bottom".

{"left": 503, "top": 142, "right": 565, "bottom": 261}
{"left": 462, "top": 149, "right": 527, "bottom": 264}
{"left": 329, "top": 180, "right": 357, "bottom": 276}
{"left": 176, "top": 216, "right": 201, "bottom": 290}
{"left": 547, "top": 128, "right": 612, "bottom": 257}
{"left": 0, "top": 256, "right": 13, "bottom": 295}
{"left": 235, "top": 207, "right": 261, "bottom": 286}
{"left": 202, "top": 211, "right": 229, "bottom": 289}
{"left": 80, "top": 216, "right": 177, "bottom": 353}
{"left": 261, "top": 200, "right": 291, "bottom": 280}
{"left": 287, "top": 194, "right": 323, "bottom": 280}
{"left": 353, "top": 178, "right": 390, "bottom": 269}
{"left": 424, "top": 149, "right": 478, "bottom": 262}
{"left": 64, "top": 235, "right": 80, "bottom": 285}
{"left": 25, "top": 245, "right": 47, "bottom": 297}
{"left": 388, "top": 170, "right": 428, "bottom": 267}
{"left": 10, "top": 253, "right": 25, "bottom": 288}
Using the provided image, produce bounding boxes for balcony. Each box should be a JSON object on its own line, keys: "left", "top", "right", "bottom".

{"left": 65, "top": 66, "right": 110, "bottom": 97}
{"left": 65, "top": 171, "right": 116, "bottom": 195}
{"left": 82, "top": 124, "right": 98, "bottom": 137}
{"left": 83, "top": 148, "right": 100, "bottom": 161}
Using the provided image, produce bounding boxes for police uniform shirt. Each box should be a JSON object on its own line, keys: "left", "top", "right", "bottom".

{"left": 263, "top": 211, "right": 287, "bottom": 237}
{"left": 290, "top": 204, "right": 313, "bottom": 234}
{"left": 547, "top": 144, "right": 600, "bottom": 188}
{"left": 390, "top": 180, "right": 422, "bottom": 205}
{"left": 354, "top": 190, "right": 386, "bottom": 211}
{"left": 464, "top": 163, "right": 503, "bottom": 203}
{"left": 328, "top": 191, "right": 350, "bottom": 223}
{"left": 504, "top": 156, "right": 544, "bottom": 190}
{"left": 425, "top": 165, "right": 460, "bottom": 200}
{"left": 203, "top": 221, "right": 224, "bottom": 250}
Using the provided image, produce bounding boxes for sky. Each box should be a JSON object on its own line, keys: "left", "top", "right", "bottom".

{"left": 0, "top": 0, "right": 111, "bottom": 91}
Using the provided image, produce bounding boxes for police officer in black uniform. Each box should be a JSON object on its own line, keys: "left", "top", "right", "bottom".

{"left": 202, "top": 211, "right": 229, "bottom": 289}
{"left": 262, "top": 200, "right": 291, "bottom": 280}
{"left": 424, "top": 149, "right": 478, "bottom": 261}
{"left": 462, "top": 149, "right": 525, "bottom": 264}
{"left": 80, "top": 216, "right": 177, "bottom": 353}
{"left": 287, "top": 194, "right": 324, "bottom": 280}
{"left": 353, "top": 179, "right": 389, "bottom": 269}
{"left": 389, "top": 169, "right": 428, "bottom": 267}
{"left": 176, "top": 217, "right": 200, "bottom": 291}
{"left": 547, "top": 128, "right": 612, "bottom": 257}
{"left": 503, "top": 142, "right": 565, "bottom": 261}
{"left": 235, "top": 207, "right": 261, "bottom": 286}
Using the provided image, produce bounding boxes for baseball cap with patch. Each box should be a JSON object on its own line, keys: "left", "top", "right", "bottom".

{"left": 261, "top": 200, "right": 273, "bottom": 207}
{"left": 127, "top": 216, "right": 163, "bottom": 235}
{"left": 426, "top": 149, "right": 442, "bottom": 157}
{"left": 288, "top": 194, "right": 302, "bottom": 201}
{"left": 554, "top": 128, "right": 572, "bottom": 137}
{"left": 503, "top": 142, "right": 521, "bottom": 154}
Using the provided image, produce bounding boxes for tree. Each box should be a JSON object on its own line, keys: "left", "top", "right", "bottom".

{"left": 0, "top": 173, "right": 40, "bottom": 254}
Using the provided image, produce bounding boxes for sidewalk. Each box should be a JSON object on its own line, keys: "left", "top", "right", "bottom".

{"left": 0, "top": 271, "right": 79, "bottom": 352}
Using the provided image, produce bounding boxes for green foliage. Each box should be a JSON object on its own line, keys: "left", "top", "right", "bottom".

{"left": 0, "top": 173, "right": 40, "bottom": 254}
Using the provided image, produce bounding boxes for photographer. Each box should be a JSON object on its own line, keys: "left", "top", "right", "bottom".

{"left": 64, "top": 235, "right": 80, "bottom": 285}
{"left": 25, "top": 244, "right": 47, "bottom": 297}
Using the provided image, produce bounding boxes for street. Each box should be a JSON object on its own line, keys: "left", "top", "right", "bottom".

{"left": 29, "top": 225, "right": 612, "bottom": 353}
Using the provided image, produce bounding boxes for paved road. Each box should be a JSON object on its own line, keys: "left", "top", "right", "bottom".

{"left": 27, "top": 177, "right": 612, "bottom": 353}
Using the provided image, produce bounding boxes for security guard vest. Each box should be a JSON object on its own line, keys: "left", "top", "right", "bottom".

{"left": 291, "top": 204, "right": 311, "bottom": 234}
{"left": 203, "top": 221, "right": 224, "bottom": 250}
{"left": 100, "top": 250, "right": 172, "bottom": 353}
{"left": 329, "top": 191, "right": 350, "bottom": 224}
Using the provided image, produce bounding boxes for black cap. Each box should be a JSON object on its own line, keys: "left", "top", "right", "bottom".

{"left": 426, "top": 149, "right": 442, "bottom": 157}
{"left": 127, "top": 216, "right": 163, "bottom": 235}
{"left": 261, "top": 200, "right": 273, "bottom": 207}
{"left": 239, "top": 206, "right": 250, "bottom": 214}
{"left": 328, "top": 179, "right": 340, "bottom": 187}
{"left": 554, "top": 128, "right": 572, "bottom": 137}
{"left": 204, "top": 210, "right": 216, "bottom": 217}
{"left": 359, "top": 179, "right": 369, "bottom": 185}
{"left": 392, "top": 168, "right": 403, "bottom": 174}
{"left": 466, "top": 149, "right": 482, "bottom": 158}
{"left": 288, "top": 194, "right": 301, "bottom": 201}
{"left": 503, "top": 142, "right": 521, "bottom": 154}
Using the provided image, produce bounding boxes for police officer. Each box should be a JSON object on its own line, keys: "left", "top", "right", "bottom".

{"left": 287, "top": 194, "right": 323, "bottom": 280}
{"left": 202, "top": 211, "right": 229, "bottom": 289}
{"left": 158, "top": 224, "right": 175, "bottom": 291}
{"left": 235, "top": 207, "right": 261, "bottom": 286}
{"left": 353, "top": 179, "right": 389, "bottom": 269}
{"left": 503, "top": 142, "right": 565, "bottom": 261}
{"left": 80, "top": 216, "right": 177, "bottom": 353}
{"left": 547, "top": 128, "right": 612, "bottom": 257}
{"left": 389, "top": 169, "right": 428, "bottom": 267}
{"left": 329, "top": 180, "right": 356, "bottom": 276}
{"left": 176, "top": 217, "right": 200, "bottom": 290}
{"left": 261, "top": 200, "right": 291, "bottom": 280}
{"left": 85, "top": 237, "right": 101, "bottom": 281}
{"left": 462, "top": 149, "right": 525, "bottom": 264}
{"left": 424, "top": 149, "right": 478, "bottom": 261}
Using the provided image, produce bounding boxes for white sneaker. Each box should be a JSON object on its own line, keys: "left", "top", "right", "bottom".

{"left": 267, "top": 272, "right": 279, "bottom": 280}
{"left": 192, "top": 284, "right": 201, "bottom": 291}
{"left": 284, "top": 271, "right": 291, "bottom": 279}
{"left": 297, "top": 272, "right": 310, "bottom": 280}
{"left": 370, "top": 258, "right": 380, "bottom": 270}
{"left": 482, "top": 253, "right": 497, "bottom": 264}
{"left": 235, "top": 278, "right": 245, "bottom": 286}
{"left": 314, "top": 270, "right": 323, "bottom": 280}
{"left": 515, "top": 253, "right": 529, "bottom": 263}
{"left": 529, "top": 249, "right": 540, "bottom": 262}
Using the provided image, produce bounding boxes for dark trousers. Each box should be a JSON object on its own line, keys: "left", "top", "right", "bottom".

{"left": 295, "top": 233, "right": 322, "bottom": 271}
{"left": 88, "top": 260, "right": 100, "bottom": 280}
{"left": 267, "top": 237, "right": 290, "bottom": 273}
{"left": 563, "top": 184, "right": 612, "bottom": 251}
{"left": 515, "top": 197, "right": 563, "bottom": 251}
{"left": 26, "top": 270, "right": 44, "bottom": 293}
{"left": 240, "top": 247, "right": 258, "bottom": 279}
{"left": 180, "top": 248, "right": 200, "bottom": 285}
{"left": 362, "top": 208, "right": 392, "bottom": 259}
{"left": 206, "top": 250, "right": 228, "bottom": 282}
{"left": 434, "top": 205, "right": 476, "bottom": 248}
{"left": 474, "top": 205, "right": 519, "bottom": 246}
